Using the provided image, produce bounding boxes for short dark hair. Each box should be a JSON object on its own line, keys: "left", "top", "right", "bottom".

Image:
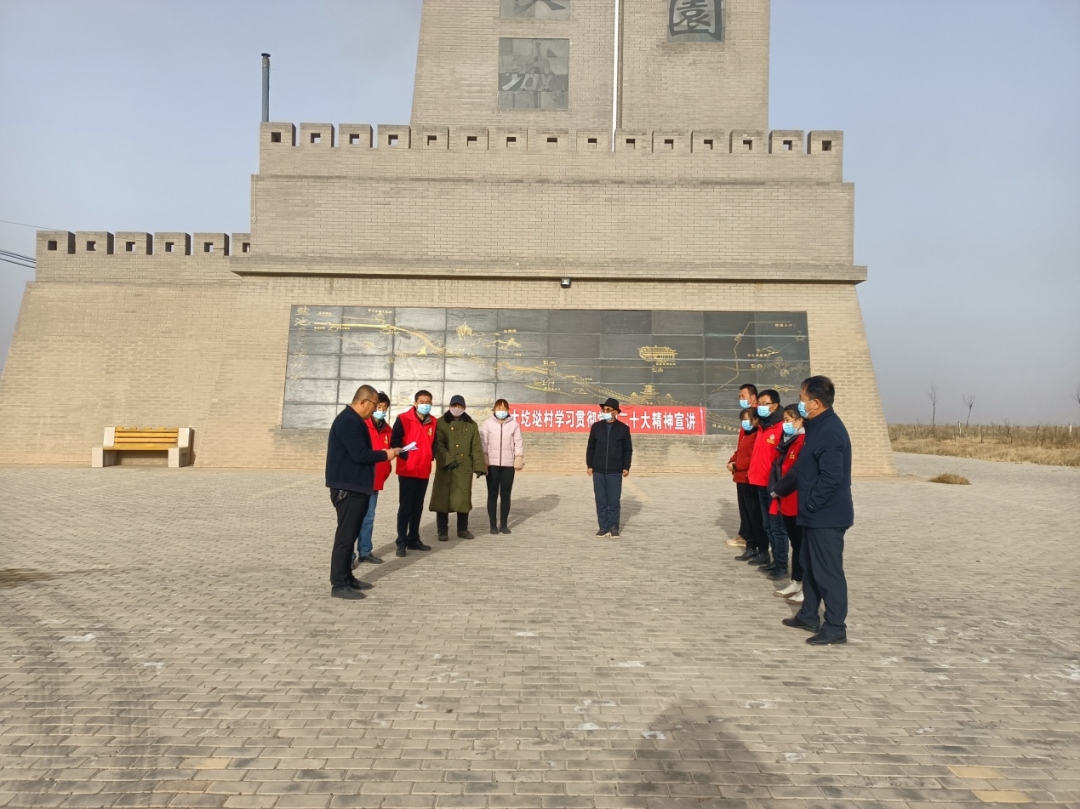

{"left": 758, "top": 389, "right": 781, "bottom": 405}
{"left": 739, "top": 407, "right": 757, "bottom": 421}
{"left": 802, "top": 375, "right": 835, "bottom": 408}
{"left": 738, "top": 383, "right": 758, "bottom": 396}
{"left": 377, "top": 391, "right": 391, "bottom": 405}
{"left": 782, "top": 403, "right": 801, "bottom": 419}
{"left": 414, "top": 389, "right": 433, "bottom": 402}
{"left": 494, "top": 398, "right": 510, "bottom": 410}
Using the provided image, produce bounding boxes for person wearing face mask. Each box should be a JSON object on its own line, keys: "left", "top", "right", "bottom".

{"left": 325, "top": 385, "right": 401, "bottom": 600}
{"left": 746, "top": 389, "right": 790, "bottom": 576}
{"left": 429, "top": 395, "right": 487, "bottom": 541}
{"left": 391, "top": 390, "right": 439, "bottom": 557}
{"left": 729, "top": 407, "right": 767, "bottom": 562}
{"left": 586, "top": 398, "right": 633, "bottom": 538}
{"left": 738, "top": 383, "right": 758, "bottom": 413}
{"left": 479, "top": 398, "right": 524, "bottom": 535}
{"left": 768, "top": 405, "right": 807, "bottom": 599}
{"left": 780, "top": 375, "right": 853, "bottom": 646}
{"left": 352, "top": 391, "right": 393, "bottom": 568}
{"left": 726, "top": 383, "right": 759, "bottom": 549}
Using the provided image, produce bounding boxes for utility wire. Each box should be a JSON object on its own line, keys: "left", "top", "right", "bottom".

{"left": 0, "top": 248, "right": 36, "bottom": 270}
{"left": 0, "top": 218, "right": 60, "bottom": 230}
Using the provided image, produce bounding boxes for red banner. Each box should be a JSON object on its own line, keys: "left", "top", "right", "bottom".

{"left": 511, "top": 404, "right": 706, "bottom": 435}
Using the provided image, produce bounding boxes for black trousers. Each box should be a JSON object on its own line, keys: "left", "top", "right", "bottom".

{"left": 735, "top": 481, "right": 751, "bottom": 539}
{"left": 782, "top": 514, "right": 804, "bottom": 582}
{"left": 796, "top": 526, "right": 849, "bottom": 636}
{"left": 486, "top": 466, "right": 516, "bottom": 527}
{"left": 436, "top": 511, "right": 470, "bottom": 533}
{"left": 739, "top": 483, "right": 768, "bottom": 553}
{"left": 330, "top": 489, "right": 370, "bottom": 588}
{"left": 396, "top": 476, "right": 429, "bottom": 547}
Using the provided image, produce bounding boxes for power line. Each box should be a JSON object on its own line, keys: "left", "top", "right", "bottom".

{"left": 0, "top": 218, "right": 60, "bottom": 230}
{"left": 0, "top": 248, "right": 36, "bottom": 270}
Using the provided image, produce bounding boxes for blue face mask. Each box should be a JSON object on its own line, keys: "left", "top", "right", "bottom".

{"left": 372, "top": 410, "right": 386, "bottom": 421}
{"left": 782, "top": 421, "right": 797, "bottom": 436}
{"left": 416, "top": 403, "right": 432, "bottom": 416}
{"left": 600, "top": 412, "right": 614, "bottom": 421}
{"left": 757, "top": 404, "right": 772, "bottom": 418}
{"left": 739, "top": 399, "right": 750, "bottom": 409}
{"left": 797, "top": 401, "right": 808, "bottom": 418}
{"left": 741, "top": 419, "right": 753, "bottom": 432}
{"left": 494, "top": 410, "right": 509, "bottom": 420}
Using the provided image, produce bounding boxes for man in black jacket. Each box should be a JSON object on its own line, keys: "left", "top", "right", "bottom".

{"left": 586, "top": 398, "right": 633, "bottom": 538}
{"left": 326, "top": 384, "right": 400, "bottom": 600}
{"left": 780, "top": 375, "right": 853, "bottom": 644}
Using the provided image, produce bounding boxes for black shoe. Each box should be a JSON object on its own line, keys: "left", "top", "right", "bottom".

{"left": 735, "top": 549, "right": 755, "bottom": 561}
{"left": 748, "top": 553, "right": 770, "bottom": 566}
{"left": 331, "top": 586, "right": 365, "bottom": 600}
{"left": 408, "top": 542, "right": 431, "bottom": 551}
{"left": 781, "top": 616, "right": 820, "bottom": 632}
{"left": 437, "top": 532, "right": 449, "bottom": 542}
{"left": 348, "top": 579, "right": 373, "bottom": 591}
{"left": 609, "top": 527, "right": 620, "bottom": 539}
{"left": 595, "top": 529, "right": 609, "bottom": 538}
{"left": 757, "top": 560, "right": 777, "bottom": 571}
{"left": 499, "top": 525, "right": 511, "bottom": 535}
{"left": 395, "top": 547, "right": 407, "bottom": 558}
{"left": 358, "top": 553, "right": 383, "bottom": 565}
{"left": 767, "top": 566, "right": 789, "bottom": 581}
{"left": 458, "top": 530, "right": 475, "bottom": 540}
{"left": 490, "top": 525, "right": 499, "bottom": 535}
{"left": 807, "top": 631, "right": 847, "bottom": 646}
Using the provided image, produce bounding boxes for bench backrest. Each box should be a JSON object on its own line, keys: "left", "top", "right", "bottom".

{"left": 112, "top": 428, "right": 179, "bottom": 448}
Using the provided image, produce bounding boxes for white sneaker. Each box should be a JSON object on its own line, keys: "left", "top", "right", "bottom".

{"left": 785, "top": 591, "right": 805, "bottom": 605}
{"left": 726, "top": 536, "right": 747, "bottom": 547}
{"left": 774, "top": 580, "right": 802, "bottom": 598}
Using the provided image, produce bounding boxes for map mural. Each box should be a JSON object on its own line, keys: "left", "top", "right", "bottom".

{"left": 282, "top": 307, "right": 810, "bottom": 435}
{"left": 498, "top": 38, "right": 569, "bottom": 109}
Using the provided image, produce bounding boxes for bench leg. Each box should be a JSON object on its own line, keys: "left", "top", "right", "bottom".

{"left": 169, "top": 447, "right": 191, "bottom": 468}
{"left": 92, "top": 448, "right": 117, "bottom": 468}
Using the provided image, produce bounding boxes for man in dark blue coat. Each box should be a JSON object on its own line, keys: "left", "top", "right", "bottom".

{"left": 586, "top": 398, "right": 633, "bottom": 538}
{"left": 781, "top": 375, "right": 853, "bottom": 645}
{"left": 326, "top": 384, "right": 400, "bottom": 600}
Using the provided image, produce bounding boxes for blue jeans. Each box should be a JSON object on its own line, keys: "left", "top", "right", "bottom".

{"left": 757, "top": 487, "right": 789, "bottom": 567}
{"left": 355, "top": 491, "right": 379, "bottom": 558}
{"left": 592, "top": 473, "right": 623, "bottom": 532}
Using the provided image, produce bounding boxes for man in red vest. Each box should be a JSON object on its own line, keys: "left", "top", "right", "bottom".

{"left": 391, "top": 390, "right": 439, "bottom": 557}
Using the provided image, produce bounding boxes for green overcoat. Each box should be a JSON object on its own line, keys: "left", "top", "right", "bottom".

{"left": 428, "top": 413, "right": 487, "bottom": 513}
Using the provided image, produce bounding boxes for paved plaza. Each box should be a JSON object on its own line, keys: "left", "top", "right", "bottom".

{"left": 1, "top": 454, "right": 1078, "bottom": 808}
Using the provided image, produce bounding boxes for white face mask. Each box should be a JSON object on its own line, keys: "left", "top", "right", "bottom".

{"left": 494, "top": 410, "right": 509, "bottom": 420}
{"left": 600, "top": 412, "right": 614, "bottom": 421}
{"left": 449, "top": 406, "right": 465, "bottom": 418}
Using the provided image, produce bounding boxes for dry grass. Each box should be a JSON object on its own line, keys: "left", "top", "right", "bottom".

{"left": 928, "top": 473, "right": 970, "bottom": 485}
{"left": 889, "top": 424, "right": 1080, "bottom": 467}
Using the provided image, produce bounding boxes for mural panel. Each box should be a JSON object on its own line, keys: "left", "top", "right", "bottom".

{"left": 498, "top": 38, "right": 569, "bottom": 109}
{"left": 282, "top": 307, "right": 810, "bottom": 434}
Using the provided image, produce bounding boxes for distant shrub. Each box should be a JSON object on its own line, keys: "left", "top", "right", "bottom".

{"left": 929, "top": 473, "right": 970, "bottom": 485}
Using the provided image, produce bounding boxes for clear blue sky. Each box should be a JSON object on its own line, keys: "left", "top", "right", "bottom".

{"left": 1, "top": 0, "right": 1078, "bottom": 424}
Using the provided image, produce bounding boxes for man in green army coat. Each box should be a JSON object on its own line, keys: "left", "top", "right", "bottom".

{"left": 429, "top": 394, "right": 487, "bottom": 541}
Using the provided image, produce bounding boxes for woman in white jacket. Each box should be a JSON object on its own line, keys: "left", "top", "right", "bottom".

{"left": 479, "top": 398, "right": 524, "bottom": 535}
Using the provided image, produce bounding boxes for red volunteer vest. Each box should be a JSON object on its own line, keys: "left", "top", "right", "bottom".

{"left": 367, "top": 418, "right": 392, "bottom": 491}
{"left": 395, "top": 408, "right": 436, "bottom": 479}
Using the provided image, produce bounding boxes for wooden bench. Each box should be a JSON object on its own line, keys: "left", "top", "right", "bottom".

{"left": 92, "top": 427, "right": 192, "bottom": 468}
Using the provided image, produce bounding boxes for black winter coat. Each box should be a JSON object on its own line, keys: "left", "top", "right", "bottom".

{"left": 795, "top": 408, "right": 854, "bottom": 529}
{"left": 325, "top": 406, "right": 389, "bottom": 494}
{"left": 586, "top": 418, "right": 633, "bottom": 474}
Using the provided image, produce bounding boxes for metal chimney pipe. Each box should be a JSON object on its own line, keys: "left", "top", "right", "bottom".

{"left": 261, "top": 53, "right": 271, "bottom": 123}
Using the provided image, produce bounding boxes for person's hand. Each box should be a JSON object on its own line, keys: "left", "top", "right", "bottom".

{"left": 622, "top": 469, "right": 630, "bottom": 478}
{"left": 385, "top": 447, "right": 400, "bottom": 459}
{"left": 586, "top": 468, "right": 593, "bottom": 477}
{"left": 726, "top": 462, "right": 735, "bottom": 473}
{"left": 445, "top": 461, "right": 459, "bottom": 472}
{"left": 513, "top": 456, "right": 524, "bottom": 471}
{"left": 769, "top": 491, "right": 778, "bottom": 499}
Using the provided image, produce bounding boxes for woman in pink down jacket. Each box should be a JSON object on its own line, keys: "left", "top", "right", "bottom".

{"left": 479, "top": 398, "right": 524, "bottom": 535}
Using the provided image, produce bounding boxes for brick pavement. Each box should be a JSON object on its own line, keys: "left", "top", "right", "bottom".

{"left": 1, "top": 454, "right": 1077, "bottom": 808}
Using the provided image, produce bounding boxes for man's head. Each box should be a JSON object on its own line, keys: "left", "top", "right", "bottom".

{"left": 448, "top": 394, "right": 466, "bottom": 418}
{"left": 799, "top": 376, "right": 835, "bottom": 420}
{"left": 414, "top": 390, "right": 433, "bottom": 416}
{"left": 350, "top": 384, "right": 380, "bottom": 419}
{"left": 600, "top": 398, "right": 621, "bottom": 421}
{"left": 756, "top": 389, "right": 780, "bottom": 420}
{"left": 738, "top": 383, "right": 758, "bottom": 408}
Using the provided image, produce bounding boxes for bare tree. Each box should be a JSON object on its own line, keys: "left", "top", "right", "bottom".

{"left": 962, "top": 394, "right": 975, "bottom": 429}
{"left": 1074, "top": 382, "right": 1080, "bottom": 409}
{"left": 927, "top": 382, "right": 938, "bottom": 432}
